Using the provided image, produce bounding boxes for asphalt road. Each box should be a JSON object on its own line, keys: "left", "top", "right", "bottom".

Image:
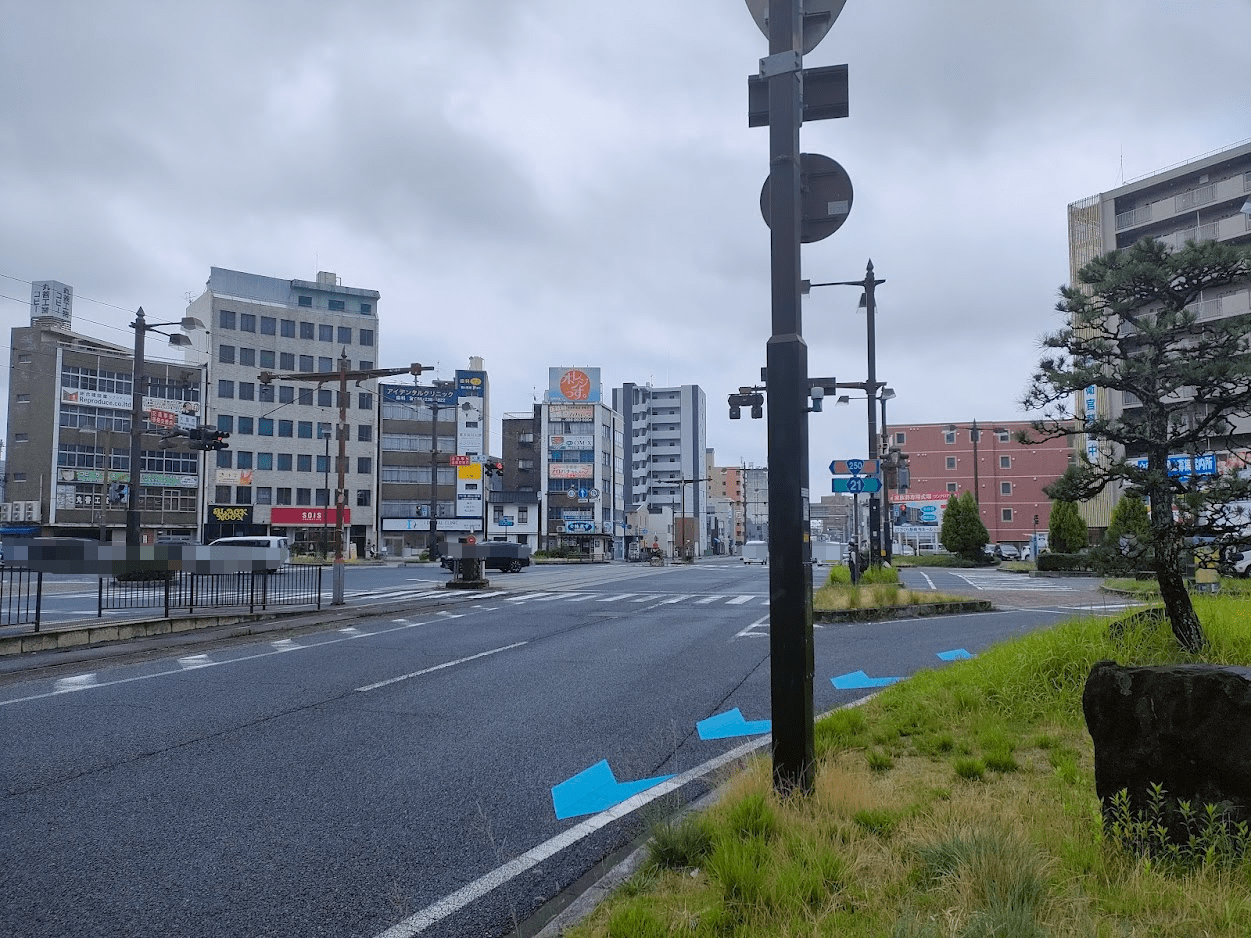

{"left": 0, "top": 558, "right": 1106, "bottom": 937}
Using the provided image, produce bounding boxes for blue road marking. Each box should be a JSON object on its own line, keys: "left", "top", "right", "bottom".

{"left": 937, "top": 648, "right": 973, "bottom": 660}
{"left": 832, "top": 670, "right": 903, "bottom": 690}
{"left": 697, "top": 708, "right": 771, "bottom": 740}
{"left": 551, "top": 760, "right": 675, "bottom": 820}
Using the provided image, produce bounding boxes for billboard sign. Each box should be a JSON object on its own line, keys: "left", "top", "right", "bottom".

{"left": 208, "top": 505, "right": 253, "bottom": 525}
{"left": 548, "top": 367, "right": 601, "bottom": 403}
{"left": 215, "top": 469, "right": 254, "bottom": 485}
{"left": 31, "top": 280, "right": 73, "bottom": 325}
{"left": 456, "top": 370, "right": 486, "bottom": 398}
{"left": 548, "top": 404, "right": 594, "bottom": 421}
{"left": 382, "top": 384, "right": 456, "bottom": 406}
{"left": 1131, "top": 453, "right": 1217, "bottom": 480}
{"left": 549, "top": 464, "right": 594, "bottom": 479}
{"left": 549, "top": 435, "right": 594, "bottom": 450}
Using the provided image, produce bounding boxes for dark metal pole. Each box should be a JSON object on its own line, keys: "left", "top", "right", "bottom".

{"left": 322, "top": 431, "right": 330, "bottom": 560}
{"left": 126, "top": 308, "right": 146, "bottom": 547}
{"left": 880, "top": 393, "right": 891, "bottom": 561}
{"left": 332, "top": 352, "right": 348, "bottom": 605}
{"left": 765, "top": 0, "right": 814, "bottom": 796}
{"left": 864, "top": 263, "right": 881, "bottom": 566}
{"left": 429, "top": 399, "right": 439, "bottom": 556}
{"left": 971, "top": 419, "right": 980, "bottom": 509}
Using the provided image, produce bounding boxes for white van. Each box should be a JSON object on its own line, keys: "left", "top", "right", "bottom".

{"left": 208, "top": 536, "right": 290, "bottom": 572}
{"left": 742, "top": 541, "right": 768, "bottom": 564}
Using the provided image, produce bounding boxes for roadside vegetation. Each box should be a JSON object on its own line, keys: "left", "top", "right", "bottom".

{"left": 566, "top": 596, "right": 1251, "bottom": 938}
{"left": 813, "top": 565, "right": 965, "bottom": 611}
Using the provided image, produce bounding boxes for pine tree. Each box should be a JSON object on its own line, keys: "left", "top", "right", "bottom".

{"left": 1024, "top": 237, "right": 1251, "bottom": 652}
{"left": 1048, "top": 500, "right": 1088, "bottom": 554}
{"left": 1103, "top": 493, "right": 1153, "bottom": 570}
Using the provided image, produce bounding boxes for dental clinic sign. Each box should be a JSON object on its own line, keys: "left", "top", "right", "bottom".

{"left": 1131, "top": 453, "right": 1217, "bottom": 481}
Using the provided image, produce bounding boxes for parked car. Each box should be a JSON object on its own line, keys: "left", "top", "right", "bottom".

{"left": 1222, "top": 550, "right": 1251, "bottom": 577}
{"left": 208, "top": 535, "right": 290, "bottom": 573}
{"left": 981, "top": 544, "right": 998, "bottom": 561}
{"left": 996, "top": 543, "right": 1021, "bottom": 561}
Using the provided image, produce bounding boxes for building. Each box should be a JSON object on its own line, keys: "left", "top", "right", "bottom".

{"left": 809, "top": 494, "right": 853, "bottom": 542}
{"left": 887, "top": 420, "right": 1074, "bottom": 548}
{"left": 376, "top": 360, "right": 492, "bottom": 557}
{"left": 743, "top": 466, "right": 769, "bottom": 542}
{"left": 709, "top": 461, "right": 746, "bottom": 552}
{"left": 612, "top": 382, "right": 708, "bottom": 556}
{"left": 184, "top": 268, "right": 381, "bottom": 555}
{"left": 1068, "top": 139, "right": 1251, "bottom": 529}
{"left": 491, "top": 409, "right": 542, "bottom": 548}
{"left": 4, "top": 282, "right": 205, "bottom": 542}
{"left": 543, "top": 367, "right": 624, "bottom": 559}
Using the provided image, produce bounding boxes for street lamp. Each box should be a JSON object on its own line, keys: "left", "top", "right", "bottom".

{"left": 321, "top": 428, "right": 332, "bottom": 561}
{"left": 834, "top": 381, "right": 894, "bottom": 561}
{"left": 944, "top": 421, "right": 1008, "bottom": 521}
{"left": 127, "top": 308, "right": 205, "bottom": 547}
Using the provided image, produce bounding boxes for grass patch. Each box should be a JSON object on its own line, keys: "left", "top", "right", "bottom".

{"left": 566, "top": 595, "right": 1251, "bottom": 938}
{"left": 815, "top": 564, "right": 967, "bottom": 611}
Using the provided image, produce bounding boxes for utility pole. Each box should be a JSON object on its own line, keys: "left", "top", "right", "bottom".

{"left": 261, "top": 356, "right": 430, "bottom": 604}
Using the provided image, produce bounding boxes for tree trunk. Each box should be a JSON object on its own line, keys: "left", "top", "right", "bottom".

{"left": 1155, "top": 564, "right": 1206, "bottom": 653}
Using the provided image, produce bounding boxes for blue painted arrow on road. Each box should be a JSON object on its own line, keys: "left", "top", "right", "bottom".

{"left": 832, "top": 670, "right": 903, "bottom": 690}
{"left": 697, "top": 708, "right": 771, "bottom": 740}
{"left": 551, "top": 760, "right": 675, "bottom": 820}
{"left": 937, "top": 648, "right": 973, "bottom": 661}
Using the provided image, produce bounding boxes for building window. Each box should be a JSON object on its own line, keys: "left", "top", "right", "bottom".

{"left": 1001, "top": 508, "right": 1013, "bottom": 522}
{"left": 947, "top": 483, "right": 958, "bottom": 493}
{"left": 518, "top": 507, "right": 528, "bottom": 523}
{"left": 1001, "top": 481, "right": 1012, "bottom": 495}
{"left": 218, "top": 344, "right": 235, "bottom": 364}
{"left": 893, "top": 432, "right": 905, "bottom": 445}
{"left": 358, "top": 425, "right": 372, "bottom": 442}
{"left": 279, "top": 420, "right": 293, "bottom": 438}
{"left": 259, "top": 418, "right": 274, "bottom": 436}
{"left": 280, "top": 319, "right": 296, "bottom": 337}
{"left": 15, "top": 393, "right": 29, "bottom": 404}
{"left": 356, "top": 489, "right": 370, "bottom": 506}
{"left": 276, "top": 488, "right": 292, "bottom": 505}
{"left": 260, "top": 316, "right": 276, "bottom": 335}
{"left": 218, "top": 380, "right": 234, "bottom": 399}
{"left": 358, "top": 392, "right": 373, "bottom": 409}
{"left": 298, "top": 454, "right": 312, "bottom": 472}
{"left": 237, "top": 416, "right": 253, "bottom": 435}
{"left": 259, "top": 384, "right": 274, "bottom": 404}
{"left": 240, "top": 313, "right": 256, "bottom": 333}
{"left": 996, "top": 430, "right": 1010, "bottom": 443}
{"left": 256, "top": 487, "right": 272, "bottom": 505}
{"left": 257, "top": 452, "right": 273, "bottom": 470}
{"left": 318, "top": 357, "right": 333, "bottom": 373}
{"left": 360, "top": 329, "right": 375, "bottom": 346}
{"left": 319, "top": 324, "right": 334, "bottom": 342}
{"left": 357, "top": 457, "right": 372, "bottom": 475}
{"left": 239, "top": 347, "right": 256, "bottom": 367}
{"left": 337, "top": 326, "right": 353, "bottom": 344}
{"left": 359, "top": 360, "right": 374, "bottom": 370}
{"left": 218, "top": 310, "right": 236, "bottom": 329}
{"left": 315, "top": 454, "right": 329, "bottom": 474}
{"left": 279, "top": 385, "right": 294, "bottom": 404}
{"left": 945, "top": 456, "right": 956, "bottom": 470}
{"left": 315, "top": 488, "right": 330, "bottom": 507}
{"left": 259, "top": 349, "right": 275, "bottom": 369}
{"left": 317, "top": 422, "right": 332, "bottom": 439}
{"left": 277, "top": 453, "right": 293, "bottom": 471}
{"left": 217, "top": 450, "right": 233, "bottom": 469}
{"left": 299, "top": 354, "right": 314, "bottom": 372}
{"left": 298, "top": 422, "right": 313, "bottom": 439}
{"left": 318, "top": 389, "right": 332, "bottom": 407}
{"left": 1000, "top": 455, "right": 1011, "bottom": 469}
{"left": 328, "top": 299, "right": 345, "bottom": 312}
{"left": 298, "top": 296, "right": 312, "bottom": 308}
{"left": 236, "top": 486, "right": 252, "bottom": 504}
{"left": 215, "top": 485, "right": 232, "bottom": 502}
{"left": 238, "top": 382, "right": 255, "bottom": 401}
{"left": 218, "top": 415, "right": 233, "bottom": 433}
{"left": 360, "top": 303, "right": 371, "bottom": 314}
{"left": 296, "top": 488, "right": 311, "bottom": 505}
{"left": 300, "top": 322, "right": 314, "bottom": 340}
{"left": 237, "top": 451, "right": 253, "bottom": 470}
{"left": 943, "top": 430, "right": 956, "bottom": 444}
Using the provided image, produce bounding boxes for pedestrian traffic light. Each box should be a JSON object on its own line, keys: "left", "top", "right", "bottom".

{"left": 107, "top": 482, "right": 129, "bottom": 504}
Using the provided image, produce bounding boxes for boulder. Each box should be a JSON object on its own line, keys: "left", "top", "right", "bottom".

{"left": 1083, "top": 660, "right": 1251, "bottom": 837}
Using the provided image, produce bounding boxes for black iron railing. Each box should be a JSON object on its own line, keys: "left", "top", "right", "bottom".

{"left": 98, "top": 565, "right": 323, "bottom": 618}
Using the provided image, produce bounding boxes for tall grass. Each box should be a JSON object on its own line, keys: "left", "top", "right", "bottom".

{"left": 569, "top": 597, "right": 1251, "bottom": 938}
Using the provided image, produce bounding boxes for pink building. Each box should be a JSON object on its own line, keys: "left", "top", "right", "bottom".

{"left": 889, "top": 420, "right": 1076, "bottom": 546}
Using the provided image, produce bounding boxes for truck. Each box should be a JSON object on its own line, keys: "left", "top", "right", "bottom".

{"left": 812, "top": 541, "right": 844, "bottom": 566}
{"left": 742, "top": 541, "right": 768, "bottom": 565}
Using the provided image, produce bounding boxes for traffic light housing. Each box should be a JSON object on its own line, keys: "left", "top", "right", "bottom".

{"left": 107, "top": 482, "right": 129, "bottom": 504}
{"left": 484, "top": 460, "right": 504, "bottom": 477}
{"left": 207, "top": 429, "right": 231, "bottom": 451}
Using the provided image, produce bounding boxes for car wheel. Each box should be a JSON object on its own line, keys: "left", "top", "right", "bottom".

{"left": 507, "top": 560, "right": 522, "bottom": 573}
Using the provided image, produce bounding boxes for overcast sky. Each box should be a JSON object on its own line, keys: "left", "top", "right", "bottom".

{"left": 2, "top": 0, "right": 1249, "bottom": 488}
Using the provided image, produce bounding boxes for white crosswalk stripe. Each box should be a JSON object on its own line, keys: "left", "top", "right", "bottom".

{"left": 952, "top": 573, "right": 1076, "bottom": 592}
{"left": 598, "top": 593, "right": 635, "bottom": 602}
{"left": 658, "top": 595, "right": 694, "bottom": 604}
{"left": 694, "top": 595, "right": 724, "bottom": 604}
{"left": 727, "top": 595, "right": 756, "bottom": 605}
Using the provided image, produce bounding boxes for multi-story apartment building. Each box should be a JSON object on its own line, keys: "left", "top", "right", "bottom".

{"left": 612, "top": 382, "right": 707, "bottom": 556}
{"left": 887, "top": 420, "right": 1074, "bottom": 547}
{"left": 709, "top": 462, "right": 745, "bottom": 550}
{"left": 376, "top": 360, "right": 492, "bottom": 557}
{"left": 743, "top": 466, "right": 769, "bottom": 542}
{"left": 184, "top": 268, "right": 381, "bottom": 555}
{"left": 1068, "top": 139, "right": 1251, "bottom": 528}
{"left": 4, "top": 282, "right": 205, "bottom": 542}
{"left": 543, "top": 367, "right": 625, "bottom": 559}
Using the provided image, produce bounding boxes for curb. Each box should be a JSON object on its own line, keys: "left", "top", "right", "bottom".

{"left": 813, "top": 600, "right": 992, "bottom": 623}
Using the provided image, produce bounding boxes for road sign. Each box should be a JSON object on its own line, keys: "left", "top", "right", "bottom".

{"left": 448, "top": 455, "right": 470, "bottom": 466}
{"left": 564, "top": 521, "right": 594, "bottom": 534}
{"left": 829, "top": 459, "right": 879, "bottom": 475}
{"left": 833, "top": 477, "right": 881, "bottom": 494}
{"left": 587, "top": 488, "right": 600, "bottom": 499}
{"left": 760, "top": 153, "right": 853, "bottom": 243}
{"left": 500, "top": 517, "right": 514, "bottom": 526}
{"left": 744, "top": 0, "right": 846, "bottom": 53}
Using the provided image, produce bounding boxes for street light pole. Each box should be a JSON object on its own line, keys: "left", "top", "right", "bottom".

{"left": 321, "top": 430, "right": 331, "bottom": 560}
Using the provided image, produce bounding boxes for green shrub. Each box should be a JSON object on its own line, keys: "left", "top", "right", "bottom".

{"left": 826, "top": 564, "right": 853, "bottom": 586}
{"left": 1036, "top": 552, "right": 1091, "bottom": 572}
{"left": 646, "top": 814, "right": 715, "bottom": 871}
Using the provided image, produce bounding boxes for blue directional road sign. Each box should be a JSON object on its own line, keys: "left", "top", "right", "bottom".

{"left": 832, "top": 476, "right": 881, "bottom": 494}
{"left": 551, "top": 760, "right": 674, "bottom": 820}
{"left": 830, "top": 458, "right": 880, "bottom": 476}
{"left": 697, "top": 708, "right": 772, "bottom": 740}
{"left": 832, "top": 670, "right": 902, "bottom": 690}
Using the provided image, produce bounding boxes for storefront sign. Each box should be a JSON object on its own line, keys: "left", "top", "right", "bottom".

{"left": 549, "top": 435, "right": 594, "bottom": 450}
{"left": 549, "top": 464, "right": 594, "bottom": 479}
{"left": 382, "top": 385, "right": 456, "bottom": 405}
{"left": 215, "top": 469, "right": 254, "bottom": 485}
{"left": 270, "top": 507, "right": 352, "bottom": 525}
{"left": 548, "top": 404, "right": 594, "bottom": 421}
{"left": 61, "top": 387, "right": 200, "bottom": 415}
{"left": 456, "top": 370, "right": 486, "bottom": 398}
{"left": 209, "top": 505, "right": 253, "bottom": 525}
{"left": 60, "top": 468, "right": 198, "bottom": 488}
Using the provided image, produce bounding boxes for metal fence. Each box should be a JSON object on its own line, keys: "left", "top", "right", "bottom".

{"left": 97, "top": 564, "right": 323, "bottom": 618}
{"left": 0, "top": 566, "right": 44, "bottom": 629}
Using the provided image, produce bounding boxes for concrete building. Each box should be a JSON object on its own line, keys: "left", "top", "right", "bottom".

{"left": 743, "top": 466, "right": 769, "bottom": 542}
{"left": 612, "top": 382, "right": 708, "bottom": 556}
{"left": 809, "top": 494, "right": 853, "bottom": 542}
{"left": 887, "top": 420, "right": 1074, "bottom": 548}
{"left": 709, "top": 461, "right": 745, "bottom": 552}
{"left": 543, "top": 367, "right": 624, "bottom": 559}
{"left": 1068, "top": 139, "right": 1251, "bottom": 529}
{"left": 184, "top": 268, "right": 381, "bottom": 555}
{"left": 4, "top": 282, "right": 205, "bottom": 542}
{"left": 376, "top": 360, "right": 492, "bottom": 557}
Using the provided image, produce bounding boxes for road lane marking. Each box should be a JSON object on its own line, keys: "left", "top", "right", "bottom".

{"left": 339, "top": 627, "right": 363, "bottom": 636}
{"left": 509, "top": 592, "right": 554, "bottom": 602}
{"left": 727, "top": 595, "right": 755, "bottom": 605}
{"left": 734, "top": 616, "right": 770, "bottom": 639}
{"left": 694, "top": 595, "right": 724, "bottom": 604}
{"left": 355, "top": 642, "right": 528, "bottom": 693}
{"left": 178, "top": 655, "right": 212, "bottom": 669}
{"left": 597, "top": 594, "right": 635, "bottom": 602}
{"left": 630, "top": 595, "right": 657, "bottom": 602}
{"left": 562, "top": 594, "right": 598, "bottom": 602}
{"left": 271, "top": 639, "right": 298, "bottom": 651}
{"left": 53, "top": 673, "right": 98, "bottom": 693}
{"left": 658, "top": 595, "right": 693, "bottom": 604}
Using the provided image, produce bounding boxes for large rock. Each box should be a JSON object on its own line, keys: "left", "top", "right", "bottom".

{"left": 1083, "top": 660, "right": 1251, "bottom": 836}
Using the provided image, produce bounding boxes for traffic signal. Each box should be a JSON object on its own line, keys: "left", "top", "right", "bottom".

{"left": 484, "top": 460, "right": 504, "bottom": 477}
{"left": 207, "top": 429, "right": 231, "bottom": 451}
{"left": 107, "top": 482, "right": 129, "bottom": 504}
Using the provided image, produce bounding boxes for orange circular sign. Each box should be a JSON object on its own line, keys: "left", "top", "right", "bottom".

{"left": 466, "top": 535, "right": 476, "bottom": 545}
{"left": 559, "top": 369, "right": 592, "bottom": 401}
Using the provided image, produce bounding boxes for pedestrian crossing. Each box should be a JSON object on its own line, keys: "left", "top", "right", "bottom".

{"left": 344, "top": 586, "right": 771, "bottom": 608}
{"left": 950, "top": 572, "right": 1077, "bottom": 592}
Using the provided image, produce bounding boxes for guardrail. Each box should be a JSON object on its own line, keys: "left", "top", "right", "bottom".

{"left": 0, "top": 566, "right": 44, "bottom": 630}
{"left": 97, "top": 564, "right": 323, "bottom": 618}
